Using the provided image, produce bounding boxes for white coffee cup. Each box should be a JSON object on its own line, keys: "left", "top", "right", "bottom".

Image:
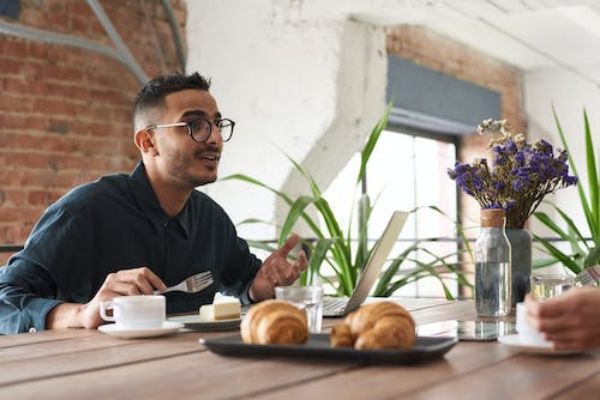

{"left": 100, "top": 295, "right": 166, "bottom": 329}
{"left": 516, "top": 302, "right": 551, "bottom": 347}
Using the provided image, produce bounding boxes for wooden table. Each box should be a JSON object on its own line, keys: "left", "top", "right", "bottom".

{"left": 1, "top": 298, "right": 599, "bottom": 399}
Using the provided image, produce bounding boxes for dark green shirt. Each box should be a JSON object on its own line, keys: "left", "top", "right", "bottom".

{"left": 0, "top": 162, "right": 261, "bottom": 334}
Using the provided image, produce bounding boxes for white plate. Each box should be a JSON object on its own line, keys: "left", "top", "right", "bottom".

{"left": 498, "top": 334, "right": 582, "bottom": 356}
{"left": 98, "top": 321, "right": 183, "bottom": 339}
{"left": 167, "top": 314, "right": 241, "bottom": 331}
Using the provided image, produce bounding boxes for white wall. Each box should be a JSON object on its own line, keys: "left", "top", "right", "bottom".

{"left": 185, "top": 1, "right": 386, "bottom": 241}
{"left": 525, "top": 67, "right": 600, "bottom": 250}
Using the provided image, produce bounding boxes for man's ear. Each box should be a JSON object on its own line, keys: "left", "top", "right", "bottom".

{"left": 134, "top": 129, "right": 158, "bottom": 156}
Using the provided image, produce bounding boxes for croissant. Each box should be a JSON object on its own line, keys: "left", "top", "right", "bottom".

{"left": 330, "top": 302, "right": 416, "bottom": 350}
{"left": 241, "top": 300, "right": 308, "bottom": 345}
{"left": 330, "top": 323, "right": 354, "bottom": 348}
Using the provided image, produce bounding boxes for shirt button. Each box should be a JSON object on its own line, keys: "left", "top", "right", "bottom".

{"left": 29, "top": 327, "right": 37, "bottom": 333}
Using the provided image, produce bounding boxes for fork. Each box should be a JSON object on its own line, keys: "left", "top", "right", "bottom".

{"left": 153, "top": 271, "right": 214, "bottom": 294}
{"left": 575, "top": 265, "right": 600, "bottom": 287}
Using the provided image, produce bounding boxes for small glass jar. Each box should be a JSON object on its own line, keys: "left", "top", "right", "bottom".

{"left": 475, "top": 209, "right": 512, "bottom": 317}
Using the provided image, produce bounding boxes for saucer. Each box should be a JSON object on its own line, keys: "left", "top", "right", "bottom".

{"left": 498, "top": 334, "right": 582, "bottom": 356}
{"left": 167, "top": 314, "right": 241, "bottom": 331}
{"left": 98, "top": 321, "right": 184, "bottom": 339}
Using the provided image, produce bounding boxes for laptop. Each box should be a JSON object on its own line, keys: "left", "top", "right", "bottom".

{"left": 322, "top": 210, "right": 409, "bottom": 317}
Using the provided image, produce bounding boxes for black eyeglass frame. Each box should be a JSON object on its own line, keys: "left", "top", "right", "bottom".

{"left": 146, "top": 117, "right": 235, "bottom": 143}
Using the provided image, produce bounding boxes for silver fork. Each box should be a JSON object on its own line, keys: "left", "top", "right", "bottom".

{"left": 153, "top": 271, "right": 214, "bottom": 294}
{"left": 575, "top": 265, "right": 600, "bottom": 287}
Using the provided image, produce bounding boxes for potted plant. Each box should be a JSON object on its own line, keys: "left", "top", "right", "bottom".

{"left": 534, "top": 109, "right": 600, "bottom": 274}
{"left": 225, "top": 108, "right": 472, "bottom": 298}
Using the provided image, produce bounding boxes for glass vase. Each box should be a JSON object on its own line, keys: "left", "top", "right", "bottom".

{"left": 505, "top": 228, "right": 532, "bottom": 307}
{"left": 475, "top": 209, "right": 512, "bottom": 317}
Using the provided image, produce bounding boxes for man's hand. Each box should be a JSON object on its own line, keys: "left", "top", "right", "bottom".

{"left": 526, "top": 287, "right": 600, "bottom": 350}
{"left": 47, "top": 267, "right": 167, "bottom": 330}
{"left": 249, "top": 235, "right": 308, "bottom": 302}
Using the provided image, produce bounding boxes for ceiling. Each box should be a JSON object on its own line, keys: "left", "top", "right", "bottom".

{"left": 295, "top": 0, "right": 600, "bottom": 85}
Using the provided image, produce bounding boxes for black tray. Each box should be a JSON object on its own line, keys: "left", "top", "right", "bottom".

{"left": 201, "top": 334, "right": 457, "bottom": 364}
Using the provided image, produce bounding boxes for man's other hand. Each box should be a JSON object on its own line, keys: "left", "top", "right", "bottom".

{"left": 249, "top": 234, "right": 308, "bottom": 302}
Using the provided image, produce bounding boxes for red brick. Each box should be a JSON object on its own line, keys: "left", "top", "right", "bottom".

{"left": 2, "top": 190, "right": 27, "bottom": 207}
{"left": 0, "top": 58, "right": 25, "bottom": 75}
{"left": 28, "top": 190, "right": 63, "bottom": 207}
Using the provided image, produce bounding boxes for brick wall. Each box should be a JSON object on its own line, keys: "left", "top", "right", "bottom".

{"left": 0, "top": 0, "right": 187, "bottom": 264}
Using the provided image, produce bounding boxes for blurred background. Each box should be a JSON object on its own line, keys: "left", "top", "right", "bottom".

{"left": 1, "top": 0, "right": 598, "bottom": 298}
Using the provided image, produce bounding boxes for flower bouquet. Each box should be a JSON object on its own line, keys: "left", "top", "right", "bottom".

{"left": 447, "top": 119, "right": 578, "bottom": 229}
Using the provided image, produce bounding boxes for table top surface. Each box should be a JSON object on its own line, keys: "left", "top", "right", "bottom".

{"left": 1, "top": 298, "right": 599, "bottom": 400}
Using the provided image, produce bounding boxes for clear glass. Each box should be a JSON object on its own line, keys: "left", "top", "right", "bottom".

{"left": 530, "top": 273, "right": 574, "bottom": 300}
{"left": 275, "top": 286, "right": 323, "bottom": 333}
{"left": 475, "top": 226, "right": 512, "bottom": 316}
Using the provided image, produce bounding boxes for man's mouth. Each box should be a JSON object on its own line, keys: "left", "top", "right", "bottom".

{"left": 197, "top": 152, "right": 221, "bottom": 162}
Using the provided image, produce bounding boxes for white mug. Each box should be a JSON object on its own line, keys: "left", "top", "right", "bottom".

{"left": 100, "top": 295, "right": 166, "bottom": 329}
{"left": 516, "top": 302, "right": 551, "bottom": 347}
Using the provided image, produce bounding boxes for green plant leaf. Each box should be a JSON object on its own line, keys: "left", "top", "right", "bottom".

{"left": 584, "top": 246, "right": 600, "bottom": 268}
{"left": 533, "top": 233, "right": 582, "bottom": 274}
{"left": 583, "top": 110, "right": 600, "bottom": 240}
{"left": 245, "top": 240, "right": 279, "bottom": 253}
{"left": 373, "top": 244, "right": 420, "bottom": 296}
{"left": 533, "top": 211, "right": 585, "bottom": 258}
{"left": 532, "top": 258, "right": 560, "bottom": 269}
{"left": 416, "top": 205, "right": 474, "bottom": 261}
{"left": 278, "top": 195, "right": 314, "bottom": 247}
{"left": 236, "top": 218, "right": 274, "bottom": 227}
{"left": 354, "top": 193, "right": 371, "bottom": 276}
{"left": 413, "top": 260, "right": 455, "bottom": 300}
{"left": 417, "top": 248, "right": 473, "bottom": 289}
{"left": 552, "top": 108, "right": 597, "bottom": 241}
{"left": 357, "top": 103, "right": 392, "bottom": 185}
{"left": 223, "top": 173, "right": 326, "bottom": 239}
{"left": 545, "top": 202, "right": 590, "bottom": 250}
{"left": 285, "top": 153, "right": 323, "bottom": 198}
{"left": 306, "top": 239, "right": 335, "bottom": 285}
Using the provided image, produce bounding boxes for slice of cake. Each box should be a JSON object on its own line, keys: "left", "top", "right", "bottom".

{"left": 199, "top": 293, "right": 241, "bottom": 321}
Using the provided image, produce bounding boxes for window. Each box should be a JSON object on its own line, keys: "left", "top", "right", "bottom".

{"left": 321, "top": 127, "right": 459, "bottom": 298}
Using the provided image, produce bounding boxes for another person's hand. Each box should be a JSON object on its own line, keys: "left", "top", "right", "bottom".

{"left": 249, "top": 234, "right": 308, "bottom": 302}
{"left": 526, "top": 287, "right": 600, "bottom": 350}
{"left": 47, "top": 267, "right": 167, "bottom": 330}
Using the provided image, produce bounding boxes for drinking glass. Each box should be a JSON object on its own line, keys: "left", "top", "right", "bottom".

{"left": 275, "top": 286, "right": 323, "bottom": 333}
{"left": 530, "top": 273, "right": 574, "bottom": 300}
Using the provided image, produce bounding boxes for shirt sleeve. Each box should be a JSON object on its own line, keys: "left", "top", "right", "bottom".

{"left": 218, "top": 222, "right": 262, "bottom": 305}
{"left": 0, "top": 205, "right": 88, "bottom": 334}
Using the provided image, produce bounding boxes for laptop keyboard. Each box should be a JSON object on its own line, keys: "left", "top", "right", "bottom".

{"left": 323, "top": 297, "right": 349, "bottom": 316}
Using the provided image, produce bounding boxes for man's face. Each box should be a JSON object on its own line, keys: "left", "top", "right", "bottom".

{"left": 154, "top": 89, "right": 223, "bottom": 188}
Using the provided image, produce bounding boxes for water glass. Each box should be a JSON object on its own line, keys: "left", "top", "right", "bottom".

{"left": 530, "top": 273, "right": 574, "bottom": 300}
{"left": 275, "top": 286, "right": 323, "bottom": 333}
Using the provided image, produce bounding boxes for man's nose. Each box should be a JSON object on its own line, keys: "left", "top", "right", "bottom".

{"left": 205, "top": 123, "right": 223, "bottom": 146}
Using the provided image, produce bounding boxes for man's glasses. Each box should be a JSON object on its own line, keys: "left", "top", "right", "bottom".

{"left": 146, "top": 118, "right": 235, "bottom": 143}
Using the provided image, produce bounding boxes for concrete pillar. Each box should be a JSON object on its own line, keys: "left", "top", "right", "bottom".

{"left": 185, "top": 0, "right": 386, "bottom": 241}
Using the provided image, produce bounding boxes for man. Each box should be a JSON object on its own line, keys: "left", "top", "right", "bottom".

{"left": 526, "top": 288, "right": 600, "bottom": 350}
{"left": 0, "top": 72, "right": 307, "bottom": 334}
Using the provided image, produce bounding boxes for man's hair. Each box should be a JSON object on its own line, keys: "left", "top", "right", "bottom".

{"left": 133, "top": 72, "right": 212, "bottom": 131}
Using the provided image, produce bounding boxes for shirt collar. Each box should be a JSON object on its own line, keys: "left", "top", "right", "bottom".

{"left": 129, "top": 161, "right": 191, "bottom": 238}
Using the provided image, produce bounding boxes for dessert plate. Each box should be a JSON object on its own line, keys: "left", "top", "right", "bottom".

{"left": 168, "top": 314, "right": 241, "bottom": 331}
{"left": 98, "top": 321, "right": 183, "bottom": 339}
{"left": 200, "top": 334, "right": 457, "bottom": 364}
{"left": 498, "top": 334, "right": 582, "bottom": 356}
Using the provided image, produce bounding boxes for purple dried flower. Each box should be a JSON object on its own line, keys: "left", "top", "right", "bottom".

{"left": 449, "top": 119, "right": 579, "bottom": 228}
